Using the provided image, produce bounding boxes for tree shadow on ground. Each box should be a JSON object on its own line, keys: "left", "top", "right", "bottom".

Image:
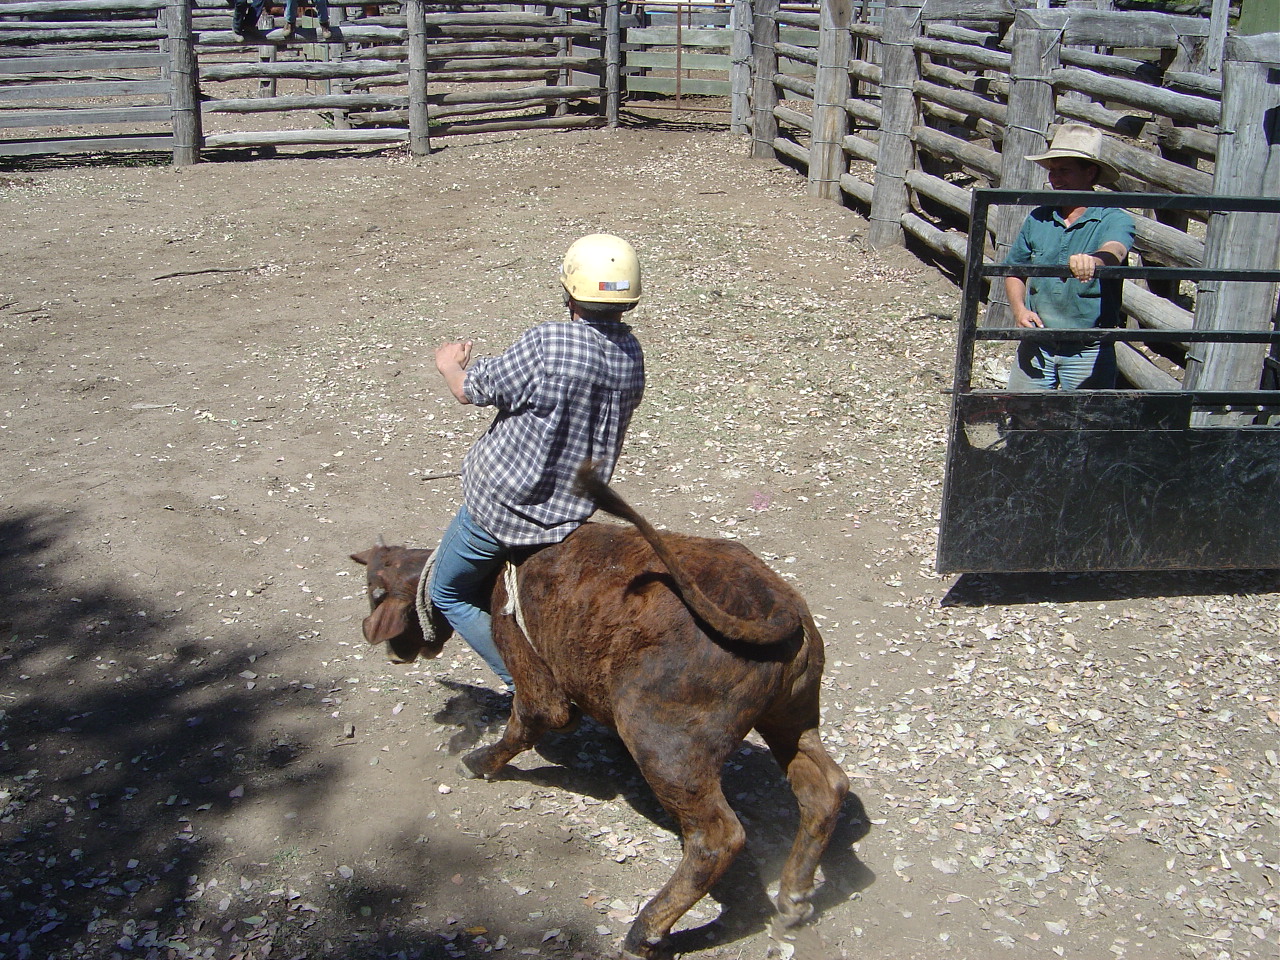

{"left": 619, "top": 104, "right": 733, "bottom": 134}
{"left": 941, "top": 568, "right": 1280, "bottom": 607}
{"left": 430, "top": 681, "right": 870, "bottom": 957}
{"left": 0, "top": 151, "right": 172, "bottom": 174}
{"left": 0, "top": 508, "right": 519, "bottom": 959}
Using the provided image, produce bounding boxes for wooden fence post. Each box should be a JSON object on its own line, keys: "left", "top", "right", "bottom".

{"left": 407, "top": 0, "right": 430, "bottom": 156}
{"left": 553, "top": 4, "right": 570, "bottom": 118}
{"left": 166, "top": 0, "right": 200, "bottom": 165}
{"left": 1183, "top": 32, "right": 1280, "bottom": 411}
{"left": 985, "top": 6, "right": 1059, "bottom": 325}
{"left": 730, "top": 0, "right": 753, "bottom": 135}
{"left": 808, "top": 0, "right": 852, "bottom": 199}
{"left": 605, "top": 0, "right": 621, "bottom": 127}
{"left": 750, "top": 0, "right": 780, "bottom": 159}
{"left": 1205, "top": 0, "right": 1229, "bottom": 73}
{"left": 868, "top": 0, "right": 923, "bottom": 249}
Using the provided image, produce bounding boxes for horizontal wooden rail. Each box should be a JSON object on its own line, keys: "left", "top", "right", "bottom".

{"left": 776, "top": 41, "right": 817, "bottom": 65}
{"left": 906, "top": 167, "right": 969, "bottom": 218}
{"left": 0, "top": 105, "right": 171, "bottom": 128}
{"left": 0, "top": 79, "right": 171, "bottom": 100}
{"left": 774, "top": 103, "right": 812, "bottom": 131}
{"left": 0, "top": 132, "right": 173, "bottom": 156}
{"left": 627, "top": 50, "right": 728, "bottom": 70}
{"left": 428, "top": 54, "right": 599, "bottom": 73}
{"left": 203, "top": 128, "right": 408, "bottom": 148}
{"left": 627, "top": 26, "right": 730, "bottom": 46}
{"left": 912, "top": 124, "right": 1000, "bottom": 180}
{"left": 1050, "top": 66, "right": 1219, "bottom": 126}
{"left": 913, "top": 35, "right": 1010, "bottom": 71}
{"left": 775, "top": 72, "right": 814, "bottom": 99}
{"left": 195, "top": 25, "right": 405, "bottom": 45}
{"left": 204, "top": 93, "right": 406, "bottom": 113}
{"left": 0, "top": 0, "right": 165, "bottom": 12}
{"left": 0, "top": 51, "right": 167, "bottom": 72}
{"left": 426, "top": 113, "right": 603, "bottom": 137}
{"left": 0, "top": 26, "right": 166, "bottom": 43}
{"left": 200, "top": 60, "right": 404, "bottom": 81}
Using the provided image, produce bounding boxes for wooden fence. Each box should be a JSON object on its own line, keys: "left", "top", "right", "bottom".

{"left": 0, "top": 0, "right": 199, "bottom": 160}
{"left": 0, "top": 0, "right": 615, "bottom": 157}
{"left": 1, "top": 0, "right": 1275, "bottom": 395}
{"left": 620, "top": 0, "right": 820, "bottom": 104}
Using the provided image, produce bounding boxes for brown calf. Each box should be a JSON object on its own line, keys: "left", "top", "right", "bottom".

{"left": 350, "top": 465, "right": 850, "bottom": 959}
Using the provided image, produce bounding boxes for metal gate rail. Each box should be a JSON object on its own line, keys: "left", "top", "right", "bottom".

{"left": 936, "top": 189, "right": 1280, "bottom": 574}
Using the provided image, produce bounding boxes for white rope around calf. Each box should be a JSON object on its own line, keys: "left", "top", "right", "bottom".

{"left": 415, "top": 547, "right": 535, "bottom": 655}
{"left": 502, "top": 562, "right": 537, "bottom": 655}
{"left": 413, "top": 548, "right": 445, "bottom": 647}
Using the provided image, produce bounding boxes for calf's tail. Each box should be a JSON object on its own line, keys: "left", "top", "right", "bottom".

{"left": 574, "top": 461, "right": 800, "bottom": 646}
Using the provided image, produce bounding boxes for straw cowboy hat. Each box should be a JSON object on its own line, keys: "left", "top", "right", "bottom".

{"left": 1025, "top": 123, "right": 1121, "bottom": 186}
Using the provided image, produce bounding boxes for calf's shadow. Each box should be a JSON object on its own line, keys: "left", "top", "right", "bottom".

{"left": 433, "top": 681, "right": 874, "bottom": 953}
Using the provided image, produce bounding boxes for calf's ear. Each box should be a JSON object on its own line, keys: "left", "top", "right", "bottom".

{"left": 351, "top": 549, "right": 374, "bottom": 566}
{"left": 362, "top": 599, "right": 411, "bottom": 645}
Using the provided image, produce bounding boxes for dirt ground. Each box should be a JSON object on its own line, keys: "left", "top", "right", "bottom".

{"left": 1, "top": 121, "right": 1277, "bottom": 960}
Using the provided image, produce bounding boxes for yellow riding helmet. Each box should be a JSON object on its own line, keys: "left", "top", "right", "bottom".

{"left": 560, "top": 234, "right": 641, "bottom": 307}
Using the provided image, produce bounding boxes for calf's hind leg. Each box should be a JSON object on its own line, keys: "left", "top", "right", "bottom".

{"left": 620, "top": 734, "right": 747, "bottom": 960}
{"left": 757, "top": 724, "right": 850, "bottom": 926}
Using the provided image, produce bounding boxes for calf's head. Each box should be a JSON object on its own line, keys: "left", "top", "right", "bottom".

{"left": 349, "top": 543, "right": 443, "bottom": 664}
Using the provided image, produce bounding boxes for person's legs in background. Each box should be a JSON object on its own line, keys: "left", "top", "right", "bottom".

{"left": 1006, "top": 341, "right": 1057, "bottom": 391}
{"left": 233, "top": 0, "right": 264, "bottom": 36}
{"left": 281, "top": 0, "right": 329, "bottom": 38}
{"left": 313, "top": 0, "right": 331, "bottom": 35}
{"left": 1064, "top": 342, "right": 1117, "bottom": 389}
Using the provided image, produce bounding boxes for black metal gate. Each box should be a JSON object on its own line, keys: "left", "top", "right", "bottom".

{"left": 936, "top": 190, "right": 1280, "bottom": 574}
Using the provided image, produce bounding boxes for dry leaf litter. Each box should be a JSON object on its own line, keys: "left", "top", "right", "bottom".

{"left": 0, "top": 126, "right": 1275, "bottom": 960}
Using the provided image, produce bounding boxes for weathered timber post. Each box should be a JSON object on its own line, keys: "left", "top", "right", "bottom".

{"left": 985, "top": 6, "right": 1060, "bottom": 325}
{"left": 167, "top": 0, "right": 200, "bottom": 165}
{"left": 605, "top": 0, "right": 621, "bottom": 127}
{"left": 330, "top": 2, "right": 350, "bottom": 130}
{"left": 1183, "top": 32, "right": 1280, "bottom": 415}
{"left": 407, "top": 0, "right": 430, "bottom": 156}
{"left": 808, "top": 0, "right": 852, "bottom": 200}
{"left": 1205, "top": 0, "right": 1230, "bottom": 73}
{"left": 1061, "top": 1, "right": 1097, "bottom": 104}
{"left": 730, "top": 0, "right": 752, "bottom": 135}
{"left": 868, "top": 0, "right": 924, "bottom": 249}
{"left": 750, "top": 0, "right": 780, "bottom": 159}
{"left": 554, "top": 5, "right": 570, "bottom": 118}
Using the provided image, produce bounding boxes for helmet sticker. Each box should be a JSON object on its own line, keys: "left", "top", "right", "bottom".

{"left": 598, "top": 281, "right": 631, "bottom": 291}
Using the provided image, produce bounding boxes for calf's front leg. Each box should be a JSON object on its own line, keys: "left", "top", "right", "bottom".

{"left": 458, "top": 692, "right": 548, "bottom": 778}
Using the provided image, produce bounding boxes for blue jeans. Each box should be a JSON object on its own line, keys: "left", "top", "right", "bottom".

{"left": 233, "top": 0, "right": 264, "bottom": 33}
{"left": 285, "top": 0, "right": 328, "bottom": 23}
{"left": 1007, "top": 340, "right": 1117, "bottom": 390}
{"left": 429, "top": 505, "right": 513, "bottom": 691}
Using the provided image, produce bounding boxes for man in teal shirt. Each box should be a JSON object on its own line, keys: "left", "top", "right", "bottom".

{"left": 1005, "top": 124, "right": 1135, "bottom": 390}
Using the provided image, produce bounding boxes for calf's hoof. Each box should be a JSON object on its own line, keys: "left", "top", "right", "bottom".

{"left": 772, "top": 894, "right": 815, "bottom": 930}
{"left": 458, "top": 749, "right": 499, "bottom": 781}
{"left": 620, "top": 929, "right": 665, "bottom": 960}
{"left": 456, "top": 758, "right": 485, "bottom": 780}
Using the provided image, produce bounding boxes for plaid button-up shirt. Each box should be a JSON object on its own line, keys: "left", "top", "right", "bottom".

{"left": 461, "top": 317, "right": 645, "bottom": 546}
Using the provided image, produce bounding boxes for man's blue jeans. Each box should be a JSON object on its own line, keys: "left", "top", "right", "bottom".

{"left": 429, "top": 505, "right": 514, "bottom": 691}
{"left": 285, "top": 0, "right": 328, "bottom": 24}
{"left": 1007, "top": 340, "right": 1117, "bottom": 390}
